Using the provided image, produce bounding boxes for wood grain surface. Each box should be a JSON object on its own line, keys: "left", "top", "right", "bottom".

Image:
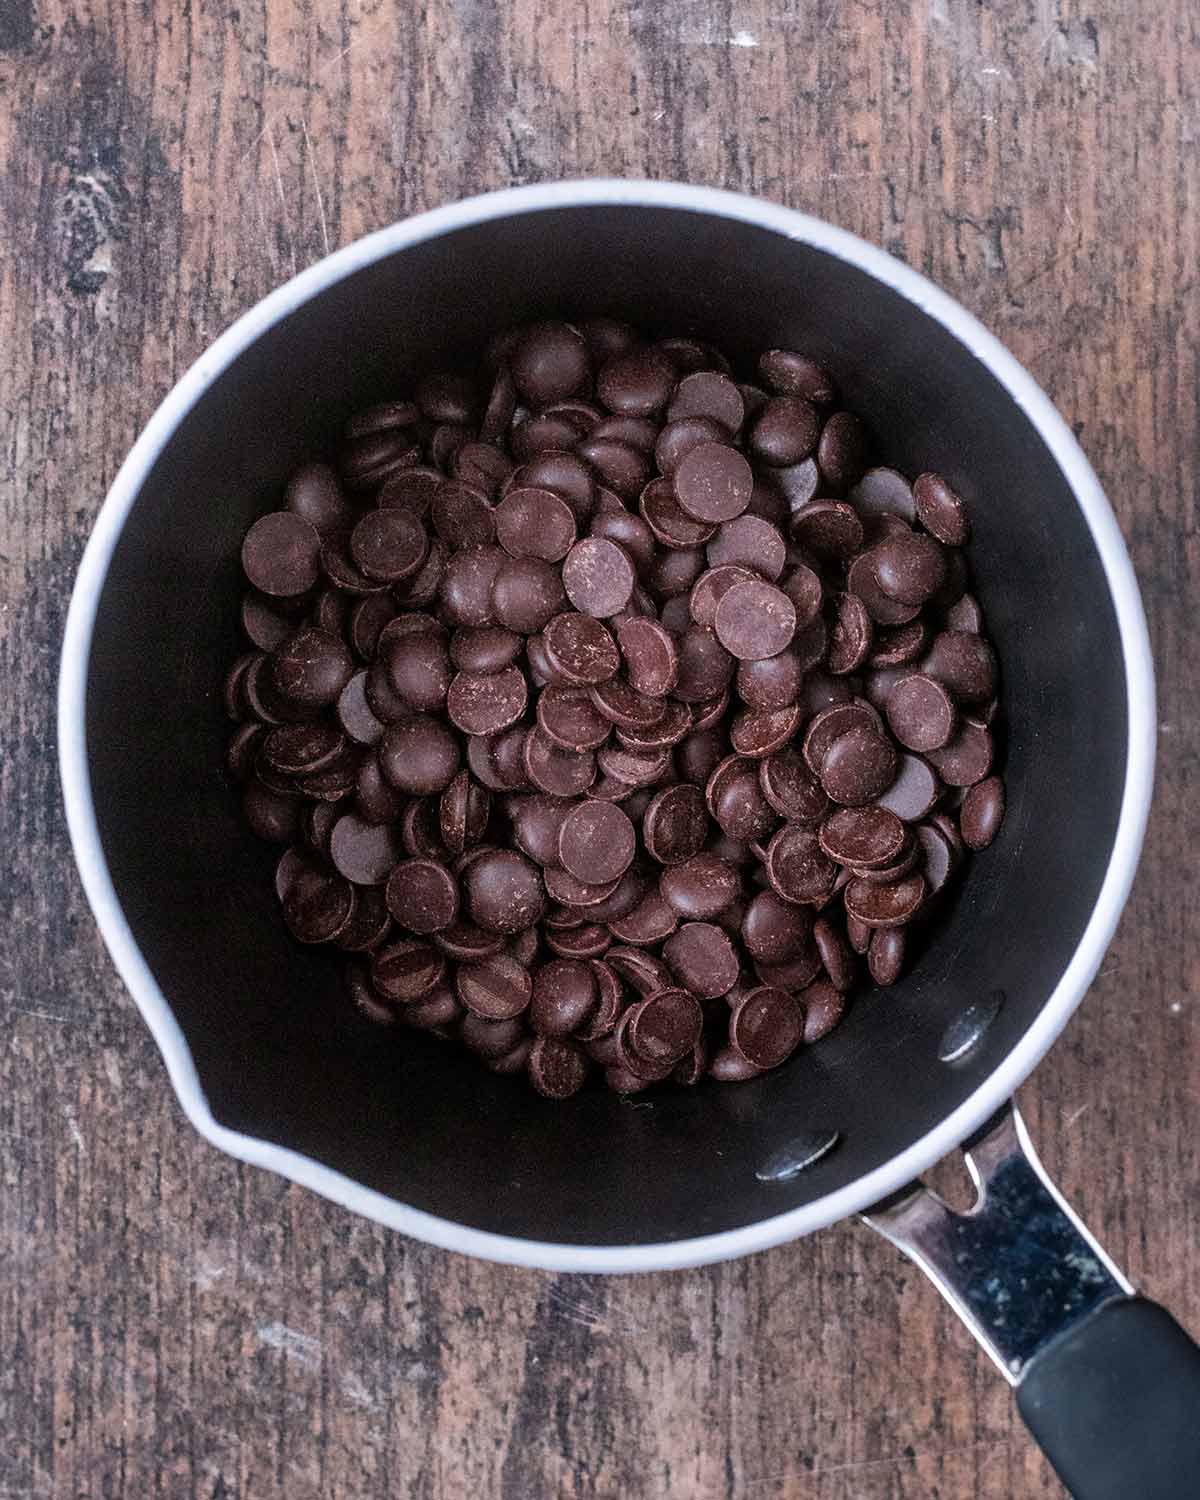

{"left": 1, "top": 2, "right": 1196, "bottom": 1496}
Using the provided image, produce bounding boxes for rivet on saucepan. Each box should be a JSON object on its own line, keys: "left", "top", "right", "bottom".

{"left": 756, "top": 1130, "right": 841, "bottom": 1183}
{"left": 938, "top": 990, "right": 1005, "bottom": 1064}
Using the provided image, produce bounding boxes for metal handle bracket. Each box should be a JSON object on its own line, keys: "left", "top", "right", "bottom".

{"left": 863, "top": 1102, "right": 1133, "bottom": 1382}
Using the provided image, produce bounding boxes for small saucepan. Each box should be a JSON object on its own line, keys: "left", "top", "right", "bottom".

{"left": 58, "top": 181, "right": 1200, "bottom": 1498}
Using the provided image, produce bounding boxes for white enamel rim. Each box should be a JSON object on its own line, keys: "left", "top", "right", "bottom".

{"left": 58, "top": 180, "right": 1156, "bottom": 1274}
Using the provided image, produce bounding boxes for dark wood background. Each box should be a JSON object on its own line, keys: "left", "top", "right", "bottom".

{"left": 1, "top": 1, "right": 1196, "bottom": 1496}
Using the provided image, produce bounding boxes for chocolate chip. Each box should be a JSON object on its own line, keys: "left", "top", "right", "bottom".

{"left": 242, "top": 512, "right": 322, "bottom": 597}
{"left": 819, "top": 806, "right": 907, "bottom": 868}
{"left": 847, "top": 550, "right": 922, "bottom": 626}
{"left": 788, "top": 501, "right": 862, "bottom": 561}
{"left": 627, "top": 988, "right": 703, "bottom": 1064}
{"left": 597, "top": 347, "right": 676, "bottom": 416}
{"left": 557, "top": 802, "right": 636, "bottom": 884}
{"left": 642, "top": 784, "right": 708, "bottom": 865}
{"left": 758, "top": 350, "right": 836, "bottom": 403}
{"left": 735, "top": 650, "right": 803, "bottom": 712}
{"left": 748, "top": 396, "right": 820, "bottom": 467}
{"left": 759, "top": 747, "right": 830, "bottom": 823}
{"left": 868, "top": 618, "right": 929, "bottom": 668}
{"left": 640, "top": 477, "right": 717, "bottom": 548}
{"left": 713, "top": 580, "right": 796, "bottom": 661}
{"left": 372, "top": 940, "right": 445, "bottom": 1001}
{"left": 336, "top": 671, "right": 385, "bottom": 748}
{"left": 741, "top": 890, "right": 811, "bottom": 963}
{"left": 350, "top": 509, "right": 429, "bottom": 583}
{"left": 828, "top": 591, "right": 874, "bottom": 675}
{"left": 270, "top": 627, "right": 354, "bottom": 709}
{"left": 660, "top": 854, "right": 739, "bottom": 919}
{"left": 523, "top": 726, "right": 597, "bottom": 797}
{"left": 673, "top": 443, "right": 754, "bottom": 524}
{"left": 575, "top": 437, "right": 651, "bottom": 502}
{"left": 530, "top": 959, "right": 598, "bottom": 1036}
{"left": 843, "top": 872, "right": 925, "bottom": 928}
{"left": 817, "top": 410, "right": 871, "bottom": 492}
{"left": 286, "top": 462, "right": 355, "bottom": 535}
{"left": 385, "top": 859, "right": 460, "bottom": 933}
{"left": 885, "top": 674, "right": 957, "bottom": 752}
{"left": 494, "top": 487, "right": 577, "bottom": 562}
{"left": 655, "top": 415, "right": 730, "bottom": 474}
{"left": 867, "top": 928, "right": 906, "bottom": 986}
{"left": 799, "top": 978, "right": 846, "bottom": 1041}
{"left": 329, "top": 812, "right": 403, "bottom": 885}
{"left": 913, "top": 471, "right": 971, "bottom": 546}
{"left": 813, "top": 915, "right": 856, "bottom": 991}
{"left": 379, "top": 715, "right": 461, "bottom": 794}
{"left": 446, "top": 667, "right": 527, "bottom": 736}
{"left": 730, "top": 987, "right": 804, "bottom": 1069}
{"left": 510, "top": 322, "right": 590, "bottom": 406}
{"left": 457, "top": 953, "right": 534, "bottom": 1019}
{"left": 667, "top": 371, "right": 745, "bottom": 433}
{"left": 543, "top": 611, "right": 620, "bottom": 684}
{"left": 386, "top": 632, "right": 452, "bottom": 713}
{"left": 708, "top": 1046, "right": 762, "bottom": 1082}
{"left": 926, "top": 720, "right": 993, "bottom": 787}
{"left": 819, "top": 726, "right": 898, "bottom": 806}
{"left": 765, "top": 825, "right": 838, "bottom": 906}
{"left": 561, "top": 537, "right": 636, "bottom": 618}
{"left": 729, "top": 704, "right": 804, "bottom": 759}
{"left": 589, "top": 676, "right": 667, "bottom": 731}
{"left": 960, "top": 774, "right": 1005, "bottom": 849}
{"left": 440, "top": 545, "right": 505, "bottom": 627}
{"left": 923, "top": 631, "right": 998, "bottom": 705}
{"left": 490, "top": 555, "right": 567, "bottom": 634}
{"left": 537, "top": 685, "right": 612, "bottom": 751}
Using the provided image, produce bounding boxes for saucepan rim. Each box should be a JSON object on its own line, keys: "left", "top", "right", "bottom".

{"left": 57, "top": 178, "right": 1155, "bottom": 1273}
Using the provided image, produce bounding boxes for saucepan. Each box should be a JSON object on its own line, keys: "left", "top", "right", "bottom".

{"left": 58, "top": 181, "right": 1199, "bottom": 1497}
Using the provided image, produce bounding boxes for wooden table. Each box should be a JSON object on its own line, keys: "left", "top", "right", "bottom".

{"left": 1, "top": 2, "right": 1196, "bottom": 1495}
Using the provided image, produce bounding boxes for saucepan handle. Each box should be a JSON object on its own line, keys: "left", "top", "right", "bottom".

{"left": 863, "top": 1103, "right": 1200, "bottom": 1500}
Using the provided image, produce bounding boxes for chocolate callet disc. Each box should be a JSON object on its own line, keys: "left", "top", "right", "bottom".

{"left": 674, "top": 443, "right": 754, "bottom": 524}
{"left": 819, "top": 726, "right": 898, "bottom": 806}
{"left": 385, "top": 859, "right": 460, "bottom": 933}
{"left": 642, "top": 784, "right": 708, "bottom": 865}
{"left": 528, "top": 1037, "right": 589, "bottom": 1099}
{"left": 659, "top": 854, "right": 739, "bottom": 919}
{"left": 543, "top": 612, "right": 621, "bottom": 684}
{"left": 730, "top": 987, "right": 804, "bottom": 1069}
{"left": 495, "top": 487, "right": 577, "bottom": 561}
{"left": 463, "top": 850, "right": 547, "bottom": 934}
{"left": 843, "top": 872, "right": 926, "bottom": 928}
{"left": 627, "top": 989, "right": 704, "bottom": 1064}
{"left": 759, "top": 747, "right": 830, "bottom": 823}
{"left": 456, "top": 953, "right": 533, "bottom": 1019}
{"left": 557, "top": 801, "right": 637, "bottom": 884}
{"left": 617, "top": 616, "right": 679, "bottom": 697}
{"left": 242, "top": 512, "right": 321, "bottom": 597}
{"left": 329, "top": 813, "right": 403, "bottom": 885}
{"left": 562, "top": 537, "right": 637, "bottom": 618}
{"left": 819, "top": 806, "right": 907, "bottom": 868}
{"left": 663, "top": 922, "right": 739, "bottom": 999}
{"left": 446, "top": 668, "right": 528, "bottom": 736}
{"left": 765, "top": 825, "right": 838, "bottom": 906}
{"left": 713, "top": 580, "right": 797, "bottom": 661}
{"left": 523, "top": 726, "right": 597, "bottom": 797}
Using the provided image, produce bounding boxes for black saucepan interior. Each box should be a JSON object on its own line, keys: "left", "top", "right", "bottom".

{"left": 84, "top": 204, "right": 1126, "bottom": 1245}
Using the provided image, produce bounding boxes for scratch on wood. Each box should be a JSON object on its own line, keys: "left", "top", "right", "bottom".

{"left": 266, "top": 126, "right": 297, "bottom": 276}
{"left": 300, "top": 116, "right": 331, "bottom": 258}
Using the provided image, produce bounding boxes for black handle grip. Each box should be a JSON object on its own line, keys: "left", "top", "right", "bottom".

{"left": 1017, "top": 1297, "right": 1200, "bottom": 1500}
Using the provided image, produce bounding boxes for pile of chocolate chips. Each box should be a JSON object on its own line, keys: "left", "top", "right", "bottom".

{"left": 223, "top": 319, "right": 1005, "bottom": 1098}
